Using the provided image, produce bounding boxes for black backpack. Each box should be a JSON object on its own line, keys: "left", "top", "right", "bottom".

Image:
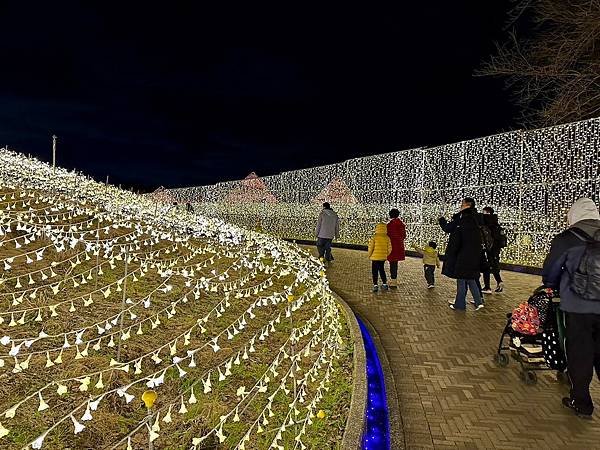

{"left": 496, "top": 226, "right": 508, "bottom": 248}
{"left": 469, "top": 214, "right": 494, "bottom": 251}
{"left": 479, "top": 224, "right": 495, "bottom": 251}
{"left": 569, "top": 228, "right": 600, "bottom": 301}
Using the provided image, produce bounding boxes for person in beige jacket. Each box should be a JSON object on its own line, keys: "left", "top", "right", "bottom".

{"left": 368, "top": 223, "right": 392, "bottom": 292}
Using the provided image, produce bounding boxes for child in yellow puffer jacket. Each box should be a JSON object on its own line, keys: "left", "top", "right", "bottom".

{"left": 412, "top": 241, "right": 440, "bottom": 288}
{"left": 368, "top": 223, "right": 392, "bottom": 292}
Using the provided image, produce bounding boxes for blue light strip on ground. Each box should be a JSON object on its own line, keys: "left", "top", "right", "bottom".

{"left": 357, "top": 316, "right": 391, "bottom": 450}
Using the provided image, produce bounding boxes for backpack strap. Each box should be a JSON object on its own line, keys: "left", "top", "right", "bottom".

{"left": 471, "top": 214, "right": 493, "bottom": 250}
{"left": 570, "top": 227, "right": 593, "bottom": 242}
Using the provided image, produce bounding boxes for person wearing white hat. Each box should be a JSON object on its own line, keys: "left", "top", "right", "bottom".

{"left": 543, "top": 198, "right": 600, "bottom": 419}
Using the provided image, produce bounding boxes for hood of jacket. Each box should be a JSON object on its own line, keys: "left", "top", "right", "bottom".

{"left": 571, "top": 219, "right": 600, "bottom": 240}
{"left": 375, "top": 223, "right": 387, "bottom": 234}
{"left": 568, "top": 198, "right": 600, "bottom": 226}
{"left": 482, "top": 213, "right": 499, "bottom": 227}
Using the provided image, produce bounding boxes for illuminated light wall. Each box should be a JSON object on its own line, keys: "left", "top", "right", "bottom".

{"left": 165, "top": 118, "right": 600, "bottom": 268}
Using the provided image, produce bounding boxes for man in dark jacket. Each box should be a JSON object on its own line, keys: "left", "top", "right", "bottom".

{"left": 439, "top": 197, "right": 484, "bottom": 311}
{"left": 542, "top": 197, "right": 600, "bottom": 418}
{"left": 481, "top": 207, "right": 504, "bottom": 293}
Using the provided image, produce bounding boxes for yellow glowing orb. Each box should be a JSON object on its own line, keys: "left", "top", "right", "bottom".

{"left": 142, "top": 390, "right": 157, "bottom": 409}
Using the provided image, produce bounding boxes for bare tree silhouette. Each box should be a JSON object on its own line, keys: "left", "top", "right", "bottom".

{"left": 479, "top": 0, "right": 600, "bottom": 127}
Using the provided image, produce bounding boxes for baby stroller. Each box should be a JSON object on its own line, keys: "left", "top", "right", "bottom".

{"left": 494, "top": 287, "right": 570, "bottom": 385}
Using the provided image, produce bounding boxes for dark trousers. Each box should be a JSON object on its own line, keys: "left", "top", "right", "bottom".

{"left": 371, "top": 260, "right": 387, "bottom": 285}
{"left": 316, "top": 238, "right": 333, "bottom": 261}
{"left": 566, "top": 312, "right": 600, "bottom": 414}
{"left": 424, "top": 264, "right": 435, "bottom": 285}
{"left": 482, "top": 250, "right": 503, "bottom": 288}
{"left": 389, "top": 261, "right": 398, "bottom": 279}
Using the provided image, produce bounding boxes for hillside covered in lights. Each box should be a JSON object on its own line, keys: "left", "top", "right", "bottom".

{"left": 0, "top": 149, "right": 353, "bottom": 450}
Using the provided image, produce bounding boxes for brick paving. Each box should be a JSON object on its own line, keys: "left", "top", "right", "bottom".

{"left": 320, "top": 247, "right": 600, "bottom": 450}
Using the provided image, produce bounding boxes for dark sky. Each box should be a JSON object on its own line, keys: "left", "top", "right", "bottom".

{"left": 0, "top": 2, "right": 517, "bottom": 191}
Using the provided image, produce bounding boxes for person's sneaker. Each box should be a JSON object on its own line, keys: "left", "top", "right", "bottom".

{"left": 475, "top": 304, "right": 485, "bottom": 311}
{"left": 482, "top": 287, "right": 493, "bottom": 294}
{"left": 389, "top": 279, "right": 398, "bottom": 289}
{"left": 427, "top": 284, "right": 435, "bottom": 289}
{"left": 372, "top": 285, "right": 378, "bottom": 293}
{"left": 562, "top": 397, "right": 593, "bottom": 419}
{"left": 469, "top": 299, "right": 476, "bottom": 305}
{"left": 448, "top": 299, "right": 455, "bottom": 304}
{"left": 382, "top": 284, "right": 389, "bottom": 291}
{"left": 495, "top": 282, "right": 504, "bottom": 293}
{"left": 449, "top": 304, "right": 465, "bottom": 311}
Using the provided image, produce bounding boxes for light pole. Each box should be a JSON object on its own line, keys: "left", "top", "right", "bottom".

{"left": 52, "top": 135, "right": 57, "bottom": 173}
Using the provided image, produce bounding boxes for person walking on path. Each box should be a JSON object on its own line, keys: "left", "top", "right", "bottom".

{"left": 315, "top": 202, "right": 340, "bottom": 265}
{"left": 542, "top": 197, "right": 600, "bottom": 419}
{"left": 387, "top": 208, "right": 406, "bottom": 288}
{"left": 439, "top": 197, "right": 484, "bottom": 311}
{"left": 481, "top": 206, "right": 505, "bottom": 294}
{"left": 368, "top": 223, "right": 392, "bottom": 292}
{"left": 412, "top": 241, "right": 440, "bottom": 288}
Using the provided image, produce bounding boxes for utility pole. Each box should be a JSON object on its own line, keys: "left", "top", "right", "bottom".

{"left": 52, "top": 135, "right": 57, "bottom": 173}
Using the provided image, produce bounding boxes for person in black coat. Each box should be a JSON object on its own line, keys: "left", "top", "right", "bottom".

{"left": 439, "top": 197, "right": 484, "bottom": 311}
{"left": 481, "top": 207, "right": 504, "bottom": 293}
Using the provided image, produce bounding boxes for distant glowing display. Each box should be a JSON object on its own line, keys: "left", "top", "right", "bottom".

{"left": 165, "top": 118, "right": 600, "bottom": 268}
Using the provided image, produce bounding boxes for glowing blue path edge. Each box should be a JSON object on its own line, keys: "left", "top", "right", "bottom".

{"left": 357, "top": 316, "right": 391, "bottom": 450}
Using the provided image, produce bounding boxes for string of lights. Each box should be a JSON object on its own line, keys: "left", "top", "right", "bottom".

{"left": 165, "top": 117, "right": 600, "bottom": 267}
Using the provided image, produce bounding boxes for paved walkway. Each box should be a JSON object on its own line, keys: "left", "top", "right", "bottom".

{"left": 320, "top": 247, "right": 600, "bottom": 449}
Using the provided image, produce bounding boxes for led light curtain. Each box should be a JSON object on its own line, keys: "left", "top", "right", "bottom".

{"left": 166, "top": 118, "right": 600, "bottom": 268}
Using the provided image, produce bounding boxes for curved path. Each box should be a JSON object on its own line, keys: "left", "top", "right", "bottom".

{"left": 321, "top": 247, "right": 600, "bottom": 449}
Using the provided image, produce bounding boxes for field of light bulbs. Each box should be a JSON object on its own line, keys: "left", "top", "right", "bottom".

{"left": 0, "top": 149, "right": 353, "bottom": 450}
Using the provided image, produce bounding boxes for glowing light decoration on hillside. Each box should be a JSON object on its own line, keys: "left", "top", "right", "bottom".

{"left": 312, "top": 176, "right": 359, "bottom": 204}
{"left": 147, "top": 186, "right": 176, "bottom": 204}
{"left": 167, "top": 118, "right": 600, "bottom": 267}
{"left": 0, "top": 148, "right": 346, "bottom": 449}
{"left": 225, "top": 172, "right": 278, "bottom": 204}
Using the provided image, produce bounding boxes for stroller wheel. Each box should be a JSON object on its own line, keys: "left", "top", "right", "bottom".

{"left": 522, "top": 370, "right": 537, "bottom": 385}
{"left": 494, "top": 353, "right": 509, "bottom": 367}
{"left": 556, "top": 371, "right": 570, "bottom": 385}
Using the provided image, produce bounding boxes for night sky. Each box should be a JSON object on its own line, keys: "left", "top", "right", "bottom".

{"left": 0, "top": 2, "right": 517, "bottom": 191}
